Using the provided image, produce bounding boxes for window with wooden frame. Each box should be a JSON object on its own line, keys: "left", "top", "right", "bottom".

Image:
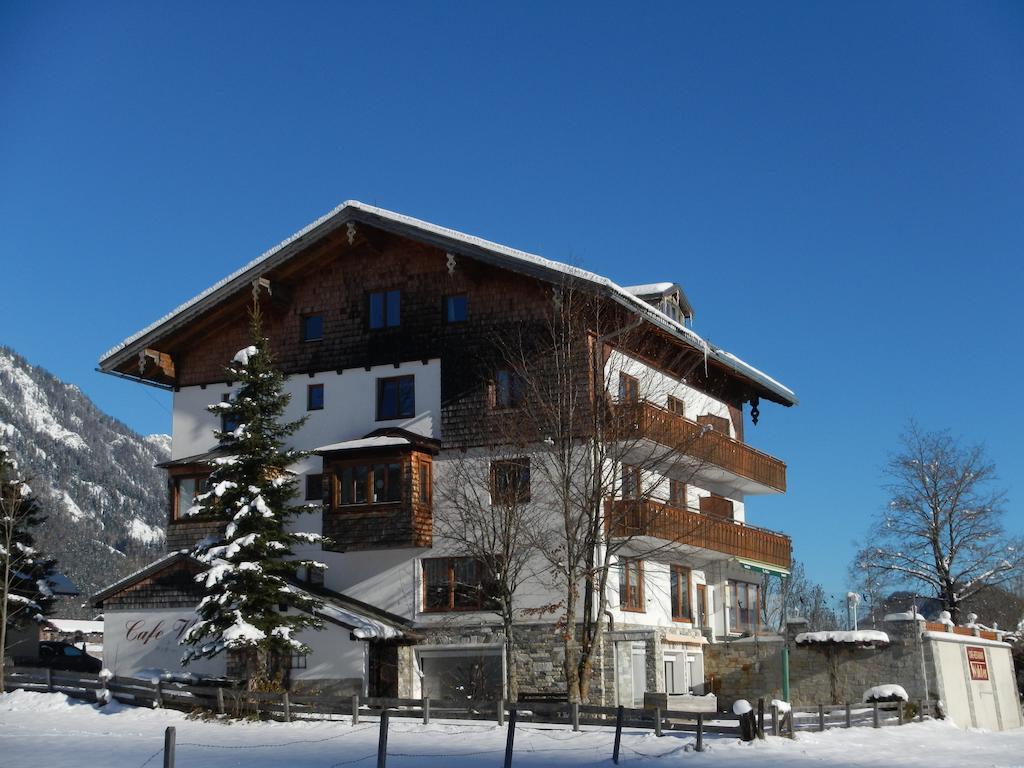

{"left": 492, "top": 369, "right": 525, "bottom": 409}
{"left": 307, "top": 383, "right": 324, "bottom": 411}
{"left": 172, "top": 474, "right": 210, "bottom": 520}
{"left": 369, "top": 290, "right": 401, "bottom": 329}
{"left": 618, "top": 372, "right": 639, "bottom": 403}
{"left": 670, "top": 565, "right": 692, "bottom": 622}
{"left": 667, "top": 396, "right": 686, "bottom": 417}
{"left": 335, "top": 461, "right": 404, "bottom": 507}
{"left": 301, "top": 314, "right": 323, "bottom": 342}
{"left": 377, "top": 375, "right": 415, "bottom": 420}
{"left": 729, "top": 581, "right": 761, "bottom": 635}
{"left": 695, "top": 583, "right": 708, "bottom": 627}
{"left": 669, "top": 479, "right": 687, "bottom": 507}
{"left": 305, "top": 473, "right": 323, "bottom": 502}
{"left": 618, "top": 558, "right": 644, "bottom": 611}
{"left": 445, "top": 294, "right": 468, "bottom": 323}
{"left": 699, "top": 493, "right": 733, "bottom": 519}
{"left": 697, "top": 413, "right": 730, "bottom": 436}
{"left": 219, "top": 394, "right": 240, "bottom": 435}
{"left": 418, "top": 461, "right": 432, "bottom": 505}
{"left": 621, "top": 464, "right": 640, "bottom": 499}
{"left": 422, "top": 557, "right": 496, "bottom": 612}
{"left": 490, "top": 458, "right": 531, "bottom": 505}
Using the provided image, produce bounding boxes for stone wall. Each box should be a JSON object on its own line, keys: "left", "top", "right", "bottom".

{"left": 704, "top": 617, "right": 931, "bottom": 706}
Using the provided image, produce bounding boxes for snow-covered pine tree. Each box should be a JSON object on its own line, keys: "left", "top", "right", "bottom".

{"left": 182, "top": 302, "right": 324, "bottom": 686}
{"left": 0, "top": 445, "right": 57, "bottom": 689}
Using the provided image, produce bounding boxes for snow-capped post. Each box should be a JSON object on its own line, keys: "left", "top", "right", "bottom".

{"left": 733, "top": 699, "right": 756, "bottom": 741}
{"left": 180, "top": 302, "right": 325, "bottom": 690}
{"left": 0, "top": 445, "right": 59, "bottom": 692}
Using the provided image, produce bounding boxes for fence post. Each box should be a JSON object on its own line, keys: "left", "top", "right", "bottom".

{"left": 818, "top": 703, "right": 825, "bottom": 732}
{"left": 757, "top": 698, "right": 765, "bottom": 739}
{"left": 771, "top": 704, "right": 779, "bottom": 736}
{"left": 503, "top": 705, "right": 517, "bottom": 768}
{"left": 787, "top": 709, "right": 795, "bottom": 739}
{"left": 613, "top": 705, "right": 624, "bottom": 764}
{"left": 897, "top": 700, "right": 904, "bottom": 725}
{"left": 283, "top": 691, "right": 291, "bottom": 723}
{"left": 497, "top": 698, "right": 505, "bottom": 727}
{"left": 695, "top": 712, "right": 704, "bottom": 752}
{"left": 872, "top": 701, "right": 879, "bottom": 728}
{"left": 654, "top": 706, "right": 662, "bottom": 737}
{"left": 352, "top": 695, "right": 360, "bottom": 725}
{"left": 845, "top": 702, "right": 851, "bottom": 728}
{"left": 571, "top": 701, "right": 579, "bottom": 732}
{"left": 162, "top": 726, "right": 176, "bottom": 768}
{"left": 216, "top": 686, "right": 225, "bottom": 716}
{"left": 422, "top": 697, "right": 430, "bottom": 725}
{"left": 45, "top": 667, "right": 53, "bottom": 693}
{"left": 376, "top": 709, "right": 389, "bottom": 768}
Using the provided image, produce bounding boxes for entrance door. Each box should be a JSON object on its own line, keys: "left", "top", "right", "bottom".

{"left": 696, "top": 584, "right": 708, "bottom": 628}
{"left": 368, "top": 642, "right": 399, "bottom": 697}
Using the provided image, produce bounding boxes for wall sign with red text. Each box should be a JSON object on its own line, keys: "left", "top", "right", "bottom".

{"left": 966, "top": 646, "right": 989, "bottom": 681}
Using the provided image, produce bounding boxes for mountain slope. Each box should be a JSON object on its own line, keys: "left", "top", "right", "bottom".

{"left": 0, "top": 346, "right": 169, "bottom": 614}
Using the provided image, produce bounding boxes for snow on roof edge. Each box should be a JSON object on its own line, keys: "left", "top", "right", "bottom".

{"left": 99, "top": 200, "right": 797, "bottom": 405}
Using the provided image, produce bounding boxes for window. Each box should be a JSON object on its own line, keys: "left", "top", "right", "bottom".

{"left": 418, "top": 462, "right": 431, "bottom": 505}
{"left": 696, "top": 584, "right": 708, "bottom": 627}
{"left": 669, "top": 479, "right": 687, "bottom": 507}
{"left": 301, "top": 314, "right": 323, "bottom": 342}
{"left": 173, "top": 475, "right": 210, "bottom": 520}
{"left": 667, "top": 396, "right": 686, "bottom": 417}
{"left": 445, "top": 294, "right": 468, "bottom": 323}
{"left": 337, "top": 461, "right": 403, "bottom": 506}
{"left": 618, "top": 373, "right": 639, "bottom": 403}
{"left": 305, "top": 473, "right": 323, "bottom": 502}
{"left": 290, "top": 652, "right": 308, "bottom": 669}
{"left": 220, "top": 394, "right": 240, "bottom": 435}
{"left": 307, "top": 383, "right": 324, "bottom": 411}
{"left": 377, "top": 375, "right": 415, "bottom": 420}
{"left": 729, "top": 581, "right": 761, "bottom": 634}
{"left": 699, "top": 494, "right": 733, "bottom": 520}
{"left": 369, "top": 290, "right": 401, "bottom": 329}
{"left": 670, "top": 566, "right": 692, "bottom": 621}
{"left": 493, "top": 369, "right": 525, "bottom": 409}
{"left": 422, "top": 557, "right": 496, "bottom": 612}
{"left": 621, "top": 464, "right": 640, "bottom": 499}
{"left": 491, "top": 458, "right": 531, "bottom": 504}
{"left": 618, "top": 558, "right": 644, "bottom": 611}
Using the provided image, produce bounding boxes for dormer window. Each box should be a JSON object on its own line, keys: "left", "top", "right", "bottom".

{"left": 661, "top": 296, "right": 680, "bottom": 322}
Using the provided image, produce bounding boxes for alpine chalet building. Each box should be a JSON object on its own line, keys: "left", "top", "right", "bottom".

{"left": 93, "top": 201, "right": 797, "bottom": 706}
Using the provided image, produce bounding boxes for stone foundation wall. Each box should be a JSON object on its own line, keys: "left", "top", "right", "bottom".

{"left": 704, "top": 618, "right": 931, "bottom": 706}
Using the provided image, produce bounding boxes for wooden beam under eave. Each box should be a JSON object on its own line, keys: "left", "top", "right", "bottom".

{"left": 144, "top": 348, "right": 176, "bottom": 379}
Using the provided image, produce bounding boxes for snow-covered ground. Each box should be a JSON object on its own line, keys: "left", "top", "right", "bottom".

{"left": 1, "top": 690, "right": 1022, "bottom": 767}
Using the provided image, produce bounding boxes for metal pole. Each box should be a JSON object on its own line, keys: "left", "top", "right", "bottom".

{"left": 696, "top": 712, "right": 704, "bottom": 752}
{"left": 162, "top": 726, "right": 176, "bottom": 768}
{"left": 497, "top": 698, "right": 505, "bottom": 727}
{"left": 654, "top": 706, "right": 662, "bottom": 737}
{"left": 613, "top": 705, "right": 624, "bottom": 764}
{"left": 283, "top": 691, "right": 291, "bottom": 723}
{"left": 571, "top": 701, "right": 579, "bottom": 732}
{"left": 872, "top": 701, "right": 879, "bottom": 728}
{"left": 422, "top": 697, "right": 430, "bottom": 725}
{"left": 781, "top": 647, "right": 790, "bottom": 703}
{"left": 376, "top": 709, "right": 389, "bottom": 768}
{"left": 351, "top": 695, "right": 360, "bottom": 725}
{"left": 845, "top": 703, "right": 851, "bottom": 728}
{"left": 503, "top": 706, "right": 517, "bottom": 768}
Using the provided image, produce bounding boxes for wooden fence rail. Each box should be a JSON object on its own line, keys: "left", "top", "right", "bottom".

{"left": 3, "top": 667, "right": 937, "bottom": 743}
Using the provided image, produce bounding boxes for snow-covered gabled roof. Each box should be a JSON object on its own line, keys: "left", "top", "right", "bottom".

{"left": 98, "top": 201, "right": 797, "bottom": 406}
{"left": 623, "top": 282, "right": 677, "bottom": 297}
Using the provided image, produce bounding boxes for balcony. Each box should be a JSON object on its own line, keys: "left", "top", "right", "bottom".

{"left": 606, "top": 499, "right": 792, "bottom": 569}
{"left": 612, "top": 401, "right": 787, "bottom": 496}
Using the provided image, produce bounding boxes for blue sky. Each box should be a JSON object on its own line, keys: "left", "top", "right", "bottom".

{"left": 2, "top": 2, "right": 1022, "bottom": 601}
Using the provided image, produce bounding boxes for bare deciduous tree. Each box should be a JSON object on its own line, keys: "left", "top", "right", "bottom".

{"left": 855, "top": 422, "right": 1024, "bottom": 623}
{"left": 484, "top": 282, "right": 719, "bottom": 703}
{"left": 434, "top": 446, "right": 547, "bottom": 702}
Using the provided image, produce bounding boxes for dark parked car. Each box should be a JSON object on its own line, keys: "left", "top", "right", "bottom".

{"left": 36, "top": 641, "right": 102, "bottom": 673}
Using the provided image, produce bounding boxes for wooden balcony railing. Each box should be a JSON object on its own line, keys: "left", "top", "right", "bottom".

{"left": 606, "top": 499, "right": 792, "bottom": 569}
{"left": 612, "top": 401, "right": 787, "bottom": 492}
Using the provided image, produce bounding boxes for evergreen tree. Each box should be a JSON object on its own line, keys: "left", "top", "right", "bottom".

{"left": 182, "top": 303, "right": 324, "bottom": 685}
{"left": 1, "top": 445, "right": 57, "bottom": 688}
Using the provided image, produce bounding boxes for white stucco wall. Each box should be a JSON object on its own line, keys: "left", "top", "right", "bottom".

{"left": 926, "top": 633, "right": 1024, "bottom": 731}
{"left": 171, "top": 359, "right": 441, "bottom": 460}
{"left": 102, "top": 609, "right": 227, "bottom": 679}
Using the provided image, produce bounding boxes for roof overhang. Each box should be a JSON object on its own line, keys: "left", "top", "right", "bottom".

{"left": 734, "top": 557, "right": 791, "bottom": 578}
{"left": 98, "top": 201, "right": 797, "bottom": 407}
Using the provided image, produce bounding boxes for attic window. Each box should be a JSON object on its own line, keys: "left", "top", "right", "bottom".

{"left": 661, "top": 297, "right": 680, "bottom": 322}
{"left": 302, "top": 314, "right": 323, "bottom": 342}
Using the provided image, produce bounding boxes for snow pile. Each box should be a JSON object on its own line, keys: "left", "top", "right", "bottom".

{"left": 796, "top": 630, "right": 890, "bottom": 645}
{"left": 863, "top": 684, "right": 909, "bottom": 703}
{"left": 771, "top": 699, "right": 791, "bottom": 714}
